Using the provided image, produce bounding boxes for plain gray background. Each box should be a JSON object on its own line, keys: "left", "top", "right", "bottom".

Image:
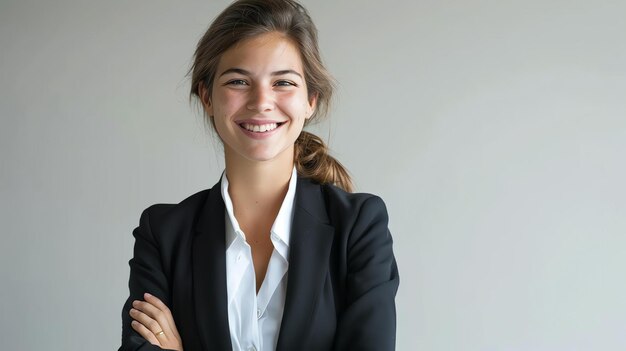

{"left": 1, "top": 0, "right": 625, "bottom": 350}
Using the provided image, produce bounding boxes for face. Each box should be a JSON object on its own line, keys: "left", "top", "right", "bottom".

{"left": 200, "top": 32, "right": 316, "bottom": 165}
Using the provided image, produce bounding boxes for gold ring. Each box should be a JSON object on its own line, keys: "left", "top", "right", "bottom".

{"left": 155, "top": 331, "right": 165, "bottom": 337}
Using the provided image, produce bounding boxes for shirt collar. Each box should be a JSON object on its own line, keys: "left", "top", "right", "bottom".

{"left": 220, "top": 167, "right": 297, "bottom": 255}
{"left": 220, "top": 170, "right": 242, "bottom": 250}
{"left": 270, "top": 166, "right": 297, "bottom": 252}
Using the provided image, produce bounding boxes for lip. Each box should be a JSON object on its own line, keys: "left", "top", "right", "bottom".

{"left": 235, "top": 119, "right": 285, "bottom": 125}
{"left": 236, "top": 120, "right": 287, "bottom": 140}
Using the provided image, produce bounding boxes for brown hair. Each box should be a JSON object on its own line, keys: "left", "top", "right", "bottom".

{"left": 187, "top": 0, "right": 353, "bottom": 192}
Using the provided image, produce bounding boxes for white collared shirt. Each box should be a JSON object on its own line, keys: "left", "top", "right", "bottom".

{"left": 220, "top": 167, "right": 297, "bottom": 351}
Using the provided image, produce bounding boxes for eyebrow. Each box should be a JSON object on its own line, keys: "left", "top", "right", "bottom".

{"left": 219, "top": 67, "right": 303, "bottom": 79}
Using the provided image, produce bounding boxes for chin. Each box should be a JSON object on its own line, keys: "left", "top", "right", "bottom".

{"left": 239, "top": 145, "right": 292, "bottom": 163}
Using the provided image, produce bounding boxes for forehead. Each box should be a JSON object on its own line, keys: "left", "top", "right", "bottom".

{"left": 217, "top": 32, "right": 304, "bottom": 73}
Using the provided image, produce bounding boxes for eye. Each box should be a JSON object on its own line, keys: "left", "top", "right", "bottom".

{"left": 225, "top": 79, "right": 248, "bottom": 86}
{"left": 274, "top": 80, "right": 297, "bottom": 87}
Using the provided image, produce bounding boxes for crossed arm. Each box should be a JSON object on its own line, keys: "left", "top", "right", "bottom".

{"left": 121, "top": 195, "right": 399, "bottom": 350}
{"left": 119, "top": 207, "right": 183, "bottom": 351}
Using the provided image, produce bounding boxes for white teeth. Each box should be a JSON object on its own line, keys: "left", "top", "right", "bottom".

{"left": 241, "top": 123, "right": 279, "bottom": 133}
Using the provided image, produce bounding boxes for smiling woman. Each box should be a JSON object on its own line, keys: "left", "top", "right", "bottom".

{"left": 201, "top": 32, "right": 315, "bottom": 165}
{"left": 118, "top": 1, "right": 399, "bottom": 350}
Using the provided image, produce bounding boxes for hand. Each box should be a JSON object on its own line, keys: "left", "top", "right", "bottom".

{"left": 129, "top": 293, "right": 183, "bottom": 351}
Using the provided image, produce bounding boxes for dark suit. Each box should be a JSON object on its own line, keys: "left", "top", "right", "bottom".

{"left": 119, "top": 176, "right": 399, "bottom": 351}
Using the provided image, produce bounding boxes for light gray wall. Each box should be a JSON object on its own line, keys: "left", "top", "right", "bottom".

{"left": 1, "top": 0, "right": 625, "bottom": 350}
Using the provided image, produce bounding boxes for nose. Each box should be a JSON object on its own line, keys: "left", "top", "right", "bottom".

{"left": 246, "top": 84, "right": 275, "bottom": 112}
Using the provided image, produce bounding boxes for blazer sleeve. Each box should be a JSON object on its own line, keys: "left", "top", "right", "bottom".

{"left": 119, "top": 206, "right": 175, "bottom": 351}
{"left": 333, "top": 196, "right": 400, "bottom": 351}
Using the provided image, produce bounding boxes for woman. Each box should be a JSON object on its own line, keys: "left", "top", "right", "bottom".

{"left": 119, "top": 0, "right": 399, "bottom": 350}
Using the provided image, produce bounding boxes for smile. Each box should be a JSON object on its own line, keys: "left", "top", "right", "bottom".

{"left": 238, "top": 122, "right": 285, "bottom": 133}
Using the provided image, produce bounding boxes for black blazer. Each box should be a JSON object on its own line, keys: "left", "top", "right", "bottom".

{"left": 119, "top": 176, "right": 399, "bottom": 351}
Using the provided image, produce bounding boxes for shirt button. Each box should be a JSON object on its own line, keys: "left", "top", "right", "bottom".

{"left": 236, "top": 254, "right": 242, "bottom": 262}
{"left": 257, "top": 308, "right": 262, "bottom": 318}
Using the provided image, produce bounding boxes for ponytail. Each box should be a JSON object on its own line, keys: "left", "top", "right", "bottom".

{"left": 294, "top": 131, "right": 353, "bottom": 193}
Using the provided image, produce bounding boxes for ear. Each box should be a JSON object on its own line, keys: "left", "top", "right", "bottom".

{"left": 306, "top": 92, "right": 318, "bottom": 119}
{"left": 199, "top": 81, "right": 213, "bottom": 116}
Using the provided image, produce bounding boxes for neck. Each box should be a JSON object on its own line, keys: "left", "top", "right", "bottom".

{"left": 224, "top": 146, "right": 294, "bottom": 209}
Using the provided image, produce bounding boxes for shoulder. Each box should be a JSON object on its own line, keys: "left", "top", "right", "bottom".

{"left": 299, "top": 177, "right": 389, "bottom": 230}
{"left": 136, "top": 187, "right": 213, "bottom": 234}
{"left": 321, "top": 181, "right": 388, "bottom": 220}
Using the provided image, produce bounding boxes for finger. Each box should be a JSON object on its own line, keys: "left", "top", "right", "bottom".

{"left": 131, "top": 320, "right": 161, "bottom": 346}
{"left": 132, "top": 300, "right": 177, "bottom": 342}
{"left": 137, "top": 294, "right": 180, "bottom": 340}
{"left": 139, "top": 294, "right": 174, "bottom": 326}
{"left": 133, "top": 300, "right": 171, "bottom": 334}
{"left": 143, "top": 293, "right": 171, "bottom": 315}
{"left": 129, "top": 308, "right": 166, "bottom": 339}
{"left": 143, "top": 293, "right": 181, "bottom": 339}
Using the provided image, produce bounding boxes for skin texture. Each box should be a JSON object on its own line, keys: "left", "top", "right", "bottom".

{"left": 130, "top": 31, "right": 317, "bottom": 350}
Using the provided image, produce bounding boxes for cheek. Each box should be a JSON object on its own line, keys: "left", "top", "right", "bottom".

{"left": 279, "top": 93, "right": 311, "bottom": 120}
{"left": 214, "top": 90, "right": 244, "bottom": 116}
{"left": 212, "top": 117, "right": 228, "bottom": 141}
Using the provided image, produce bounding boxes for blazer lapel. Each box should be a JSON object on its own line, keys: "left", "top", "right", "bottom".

{"left": 276, "top": 177, "right": 335, "bottom": 351}
{"left": 192, "top": 182, "right": 232, "bottom": 350}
